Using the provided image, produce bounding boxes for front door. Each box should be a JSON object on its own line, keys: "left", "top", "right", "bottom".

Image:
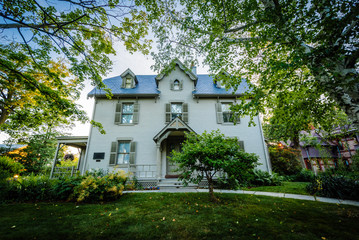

{"left": 166, "top": 138, "right": 183, "bottom": 178}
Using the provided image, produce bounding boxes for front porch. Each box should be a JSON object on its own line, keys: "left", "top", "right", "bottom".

{"left": 50, "top": 136, "right": 88, "bottom": 178}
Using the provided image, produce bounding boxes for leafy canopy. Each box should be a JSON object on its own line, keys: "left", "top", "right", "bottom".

{"left": 139, "top": 0, "right": 359, "bottom": 128}
{"left": 0, "top": 0, "right": 151, "bottom": 128}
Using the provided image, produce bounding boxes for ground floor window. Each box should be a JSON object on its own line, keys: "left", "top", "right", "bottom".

{"left": 117, "top": 141, "right": 130, "bottom": 164}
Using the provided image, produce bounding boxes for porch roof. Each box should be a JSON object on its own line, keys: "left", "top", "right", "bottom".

{"left": 56, "top": 136, "right": 88, "bottom": 149}
{"left": 153, "top": 118, "right": 196, "bottom": 143}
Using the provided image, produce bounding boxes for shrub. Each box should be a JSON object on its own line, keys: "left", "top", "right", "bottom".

{"left": 268, "top": 144, "right": 302, "bottom": 176}
{"left": 0, "top": 156, "right": 25, "bottom": 180}
{"left": 0, "top": 170, "right": 128, "bottom": 203}
{"left": 306, "top": 174, "right": 359, "bottom": 200}
{"left": 290, "top": 169, "right": 315, "bottom": 182}
{"left": 247, "top": 169, "right": 283, "bottom": 187}
{"left": 71, "top": 170, "right": 128, "bottom": 202}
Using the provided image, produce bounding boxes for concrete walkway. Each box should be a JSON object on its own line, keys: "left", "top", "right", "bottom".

{"left": 123, "top": 188, "right": 359, "bottom": 207}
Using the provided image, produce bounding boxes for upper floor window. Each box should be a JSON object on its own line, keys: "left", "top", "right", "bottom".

{"left": 165, "top": 102, "right": 188, "bottom": 123}
{"left": 121, "top": 103, "right": 134, "bottom": 124}
{"left": 215, "top": 102, "right": 239, "bottom": 124}
{"left": 171, "top": 79, "right": 183, "bottom": 91}
{"left": 171, "top": 103, "right": 182, "bottom": 120}
{"left": 221, "top": 103, "right": 233, "bottom": 123}
{"left": 114, "top": 102, "right": 139, "bottom": 125}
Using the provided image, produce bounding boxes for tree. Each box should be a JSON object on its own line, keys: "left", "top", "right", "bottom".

{"left": 170, "top": 130, "right": 259, "bottom": 202}
{"left": 0, "top": 0, "right": 150, "bottom": 127}
{"left": 268, "top": 144, "right": 301, "bottom": 176}
{"left": 139, "top": 0, "right": 359, "bottom": 128}
{"left": 0, "top": 43, "right": 87, "bottom": 130}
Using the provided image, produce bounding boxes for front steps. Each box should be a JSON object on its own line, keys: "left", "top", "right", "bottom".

{"left": 157, "top": 178, "right": 197, "bottom": 189}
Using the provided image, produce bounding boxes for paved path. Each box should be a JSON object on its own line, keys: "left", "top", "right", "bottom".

{"left": 123, "top": 188, "right": 359, "bottom": 207}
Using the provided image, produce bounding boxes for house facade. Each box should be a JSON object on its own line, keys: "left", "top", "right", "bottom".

{"left": 53, "top": 60, "right": 271, "bottom": 183}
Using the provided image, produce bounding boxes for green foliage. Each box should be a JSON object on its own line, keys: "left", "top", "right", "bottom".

{"left": 0, "top": 170, "right": 128, "bottom": 203}
{"left": 290, "top": 169, "right": 315, "bottom": 182}
{"left": 247, "top": 170, "right": 283, "bottom": 187}
{"left": 307, "top": 174, "right": 359, "bottom": 201}
{"left": 0, "top": 0, "right": 151, "bottom": 130}
{"left": 139, "top": 0, "right": 359, "bottom": 127}
{"left": 351, "top": 149, "right": 359, "bottom": 172}
{"left": 0, "top": 156, "right": 24, "bottom": 180}
{"left": 71, "top": 170, "right": 127, "bottom": 202}
{"left": 171, "top": 130, "right": 259, "bottom": 201}
{"left": 268, "top": 144, "right": 301, "bottom": 176}
{"left": 6, "top": 132, "right": 60, "bottom": 174}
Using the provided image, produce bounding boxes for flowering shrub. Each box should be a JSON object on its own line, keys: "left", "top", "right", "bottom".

{"left": 0, "top": 156, "right": 25, "bottom": 180}
{"left": 71, "top": 170, "right": 127, "bottom": 202}
{"left": 268, "top": 144, "right": 302, "bottom": 176}
{"left": 0, "top": 170, "right": 128, "bottom": 203}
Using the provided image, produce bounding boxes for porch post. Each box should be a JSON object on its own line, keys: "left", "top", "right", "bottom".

{"left": 50, "top": 143, "right": 61, "bottom": 178}
{"left": 156, "top": 143, "right": 162, "bottom": 179}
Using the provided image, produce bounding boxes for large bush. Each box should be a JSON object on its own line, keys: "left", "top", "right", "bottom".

{"left": 306, "top": 174, "right": 359, "bottom": 200}
{"left": 268, "top": 144, "right": 302, "bottom": 176}
{"left": 0, "top": 156, "right": 24, "bottom": 180}
{"left": 0, "top": 170, "right": 128, "bottom": 203}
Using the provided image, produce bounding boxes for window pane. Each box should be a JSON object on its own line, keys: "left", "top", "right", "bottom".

{"left": 221, "top": 103, "right": 231, "bottom": 111}
{"left": 171, "top": 113, "right": 182, "bottom": 120}
{"left": 173, "top": 80, "right": 180, "bottom": 90}
{"left": 171, "top": 103, "right": 182, "bottom": 113}
{"left": 117, "top": 153, "right": 130, "bottom": 164}
{"left": 223, "top": 112, "right": 233, "bottom": 122}
{"left": 121, "top": 114, "right": 133, "bottom": 124}
{"left": 118, "top": 142, "right": 130, "bottom": 153}
{"left": 122, "top": 104, "right": 134, "bottom": 113}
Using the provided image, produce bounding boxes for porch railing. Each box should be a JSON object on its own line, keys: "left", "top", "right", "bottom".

{"left": 51, "top": 166, "right": 79, "bottom": 178}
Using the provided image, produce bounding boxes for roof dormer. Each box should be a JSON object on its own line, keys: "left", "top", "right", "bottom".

{"left": 120, "top": 68, "right": 138, "bottom": 89}
{"left": 214, "top": 71, "right": 230, "bottom": 89}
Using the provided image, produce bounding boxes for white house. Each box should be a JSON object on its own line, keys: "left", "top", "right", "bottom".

{"left": 51, "top": 60, "right": 271, "bottom": 186}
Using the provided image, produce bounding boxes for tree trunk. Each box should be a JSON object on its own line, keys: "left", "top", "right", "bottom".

{"left": 207, "top": 175, "right": 218, "bottom": 203}
{"left": 292, "top": 133, "right": 306, "bottom": 168}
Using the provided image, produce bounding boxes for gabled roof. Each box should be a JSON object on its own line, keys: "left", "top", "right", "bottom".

{"left": 153, "top": 117, "right": 196, "bottom": 143}
{"left": 155, "top": 59, "right": 198, "bottom": 82}
{"left": 88, "top": 69, "right": 250, "bottom": 98}
{"left": 120, "top": 68, "right": 138, "bottom": 83}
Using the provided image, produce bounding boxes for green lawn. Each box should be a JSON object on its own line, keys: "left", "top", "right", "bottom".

{"left": 1, "top": 193, "right": 359, "bottom": 240}
{"left": 245, "top": 182, "right": 310, "bottom": 195}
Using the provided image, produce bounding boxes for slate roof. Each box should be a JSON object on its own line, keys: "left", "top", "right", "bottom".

{"left": 193, "top": 75, "right": 250, "bottom": 96}
{"left": 88, "top": 74, "right": 250, "bottom": 98}
{"left": 88, "top": 75, "right": 160, "bottom": 97}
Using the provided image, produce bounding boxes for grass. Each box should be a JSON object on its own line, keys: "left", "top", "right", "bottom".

{"left": 1, "top": 192, "right": 359, "bottom": 240}
{"left": 244, "top": 182, "right": 310, "bottom": 195}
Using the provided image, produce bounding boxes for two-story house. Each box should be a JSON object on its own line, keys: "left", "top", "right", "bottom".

{"left": 50, "top": 60, "right": 271, "bottom": 186}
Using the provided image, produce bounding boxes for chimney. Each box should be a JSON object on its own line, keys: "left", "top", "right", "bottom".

{"left": 190, "top": 61, "right": 197, "bottom": 75}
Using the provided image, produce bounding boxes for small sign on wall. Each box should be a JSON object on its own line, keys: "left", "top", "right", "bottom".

{"left": 93, "top": 152, "right": 105, "bottom": 161}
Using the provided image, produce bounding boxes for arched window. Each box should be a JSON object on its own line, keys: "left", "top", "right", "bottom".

{"left": 173, "top": 80, "right": 180, "bottom": 90}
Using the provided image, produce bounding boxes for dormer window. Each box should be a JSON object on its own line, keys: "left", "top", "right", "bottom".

{"left": 171, "top": 79, "right": 183, "bottom": 91}
{"left": 125, "top": 77, "right": 132, "bottom": 88}
{"left": 120, "top": 68, "right": 138, "bottom": 89}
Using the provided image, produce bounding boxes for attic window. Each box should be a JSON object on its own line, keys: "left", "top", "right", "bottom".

{"left": 170, "top": 79, "right": 182, "bottom": 91}
{"left": 173, "top": 80, "right": 180, "bottom": 90}
{"left": 125, "top": 77, "right": 132, "bottom": 88}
